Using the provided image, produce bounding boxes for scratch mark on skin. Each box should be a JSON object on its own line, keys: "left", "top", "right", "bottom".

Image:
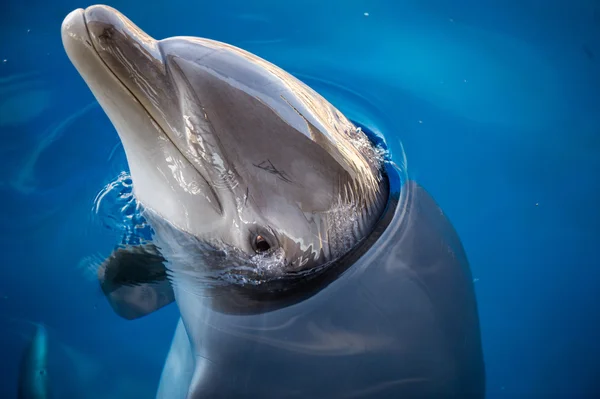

{"left": 244, "top": 186, "right": 249, "bottom": 207}
{"left": 253, "top": 159, "right": 293, "bottom": 183}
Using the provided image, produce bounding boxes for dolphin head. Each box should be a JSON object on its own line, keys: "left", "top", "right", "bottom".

{"left": 62, "top": 5, "right": 389, "bottom": 283}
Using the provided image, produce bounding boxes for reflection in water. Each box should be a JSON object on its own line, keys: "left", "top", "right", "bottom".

{"left": 0, "top": 96, "right": 105, "bottom": 239}
{"left": 11, "top": 101, "right": 98, "bottom": 194}
{"left": 0, "top": 72, "right": 52, "bottom": 127}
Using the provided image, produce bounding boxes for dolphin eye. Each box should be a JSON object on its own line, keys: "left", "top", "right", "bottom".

{"left": 254, "top": 235, "right": 271, "bottom": 253}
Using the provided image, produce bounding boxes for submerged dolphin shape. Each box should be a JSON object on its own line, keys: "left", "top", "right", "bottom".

{"left": 61, "top": 5, "right": 485, "bottom": 398}
{"left": 18, "top": 323, "right": 49, "bottom": 399}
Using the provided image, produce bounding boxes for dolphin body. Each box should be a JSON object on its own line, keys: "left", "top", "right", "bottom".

{"left": 18, "top": 323, "right": 49, "bottom": 399}
{"left": 61, "top": 5, "right": 485, "bottom": 398}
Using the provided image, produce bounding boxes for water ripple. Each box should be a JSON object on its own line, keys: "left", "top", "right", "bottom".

{"left": 91, "top": 171, "right": 153, "bottom": 246}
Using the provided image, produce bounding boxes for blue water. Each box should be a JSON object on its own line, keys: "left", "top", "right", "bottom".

{"left": 1, "top": 0, "right": 599, "bottom": 397}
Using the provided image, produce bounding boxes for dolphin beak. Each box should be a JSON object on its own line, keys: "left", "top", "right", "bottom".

{"left": 62, "top": 5, "right": 184, "bottom": 160}
{"left": 81, "top": 6, "right": 169, "bottom": 114}
{"left": 83, "top": 5, "right": 164, "bottom": 72}
{"left": 62, "top": 5, "right": 226, "bottom": 231}
{"left": 61, "top": 5, "right": 172, "bottom": 149}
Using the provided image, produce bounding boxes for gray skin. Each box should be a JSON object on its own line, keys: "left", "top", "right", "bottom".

{"left": 62, "top": 5, "right": 485, "bottom": 398}
{"left": 18, "top": 324, "right": 49, "bottom": 399}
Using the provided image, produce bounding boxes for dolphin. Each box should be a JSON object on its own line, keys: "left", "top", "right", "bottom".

{"left": 9, "top": 319, "right": 156, "bottom": 399}
{"left": 18, "top": 323, "right": 49, "bottom": 399}
{"left": 61, "top": 5, "right": 485, "bottom": 398}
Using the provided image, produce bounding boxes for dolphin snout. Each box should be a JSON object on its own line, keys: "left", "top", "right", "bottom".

{"left": 82, "top": 5, "right": 168, "bottom": 107}
{"left": 84, "top": 5, "right": 163, "bottom": 67}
